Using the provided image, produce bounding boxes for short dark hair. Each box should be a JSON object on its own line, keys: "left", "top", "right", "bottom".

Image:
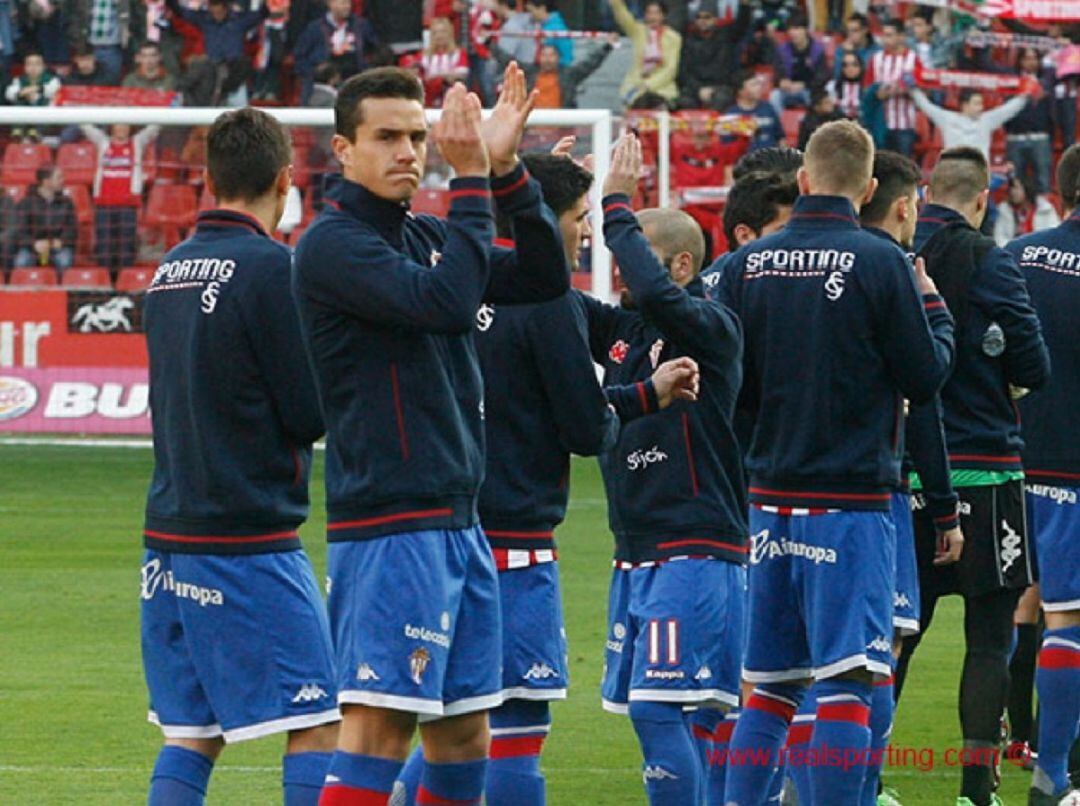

{"left": 959, "top": 88, "right": 983, "bottom": 107}
{"left": 206, "top": 107, "right": 291, "bottom": 202}
{"left": 1057, "top": 143, "right": 1080, "bottom": 208}
{"left": 787, "top": 12, "right": 808, "bottom": 29}
{"left": 732, "top": 146, "right": 803, "bottom": 182}
{"left": 73, "top": 42, "right": 95, "bottom": 58}
{"left": 723, "top": 171, "right": 799, "bottom": 248}
{"left": 847, "top": 12, "right": 869, "bottom": 28}
{"left": 521, "top": 152, "right": 592, "bottom": 217}
{"left": 36, "top": 164, "right": 57, "bottom": 184}
{"left": 314, "top": 61, "right": 341, "bottom": 86}
{"left": 930, "top": 146, "right": 990, "bottom": 204}
{"left": 335, "top": 67, "right": 424, "bottom": 139}
{"left": 138, "top": 40, "right": 161, "bottom": 52}
{"left": 860, "top": 150, "right": 921, "bottom": 225}
{"left": 882, "top": 19, "right": 903, "bottom": 34}
{"left": 23, "top": 49, "right": 44, "bottom": 62}
{"left": 644, "top": 0, "right": 668, "bottom": 13}
{"left": 732, "top": 68, "right": 757, "bottom": 94}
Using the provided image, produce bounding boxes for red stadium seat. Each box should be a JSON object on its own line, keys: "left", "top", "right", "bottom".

{"left": 64, "top": 184, "right": 94, "bottom": 227}
{"left": 410, "top": 188, "right": 451, "bottom": 217}
{"left": 291, "top": 145, "right": 312, "bottom": 190}
{"left": 62, "top": 266, "right": 112, "bottom": 290}
{"left": 56, "top": 142, "right": 98, "bottom": 187}
{"left": 144, "top": 184, "right": 198, "bottom": 248}
{"left": 116, "top": 266, "right": 155, "bottom": 292}
{"left": 9, "top": 267, "right": 58, "bottom": 287}
{"left": 2, "top": 142, "right": 52, "bottom": 187}
{"left": 781, "top": 109, "right": 804, "bottom": 144}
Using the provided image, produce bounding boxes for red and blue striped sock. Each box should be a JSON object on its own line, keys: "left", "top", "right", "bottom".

{"left": 319, "top": 752, "right": 402, "bottom": 805}
{"left": 1034, "top": 626, "right": 1080, "bottom": 796}
{"left": 808, "top": 679, "right": 872, "bottom": 805}
{"left": 785, "top": 689, "right": 816, "bottom": 806}
{"left": 486, "top": 700, "right": 550, "bottom": 806}
{"left": 416, "top": 759, "right": 487, "bottom": 806}
{"left": 724, "top": 684, "right": 803, "bottom": 806}
{"left": 689, "top": 707, "right": 738, "bottom": 805}
{"left": 860, "top": 674, "right": 894, "bottom": 806}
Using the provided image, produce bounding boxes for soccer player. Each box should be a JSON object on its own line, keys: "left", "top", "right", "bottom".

{"left": 899, "top": 145, "right": 1050, "bottom": 806}
{"left": 292, "top": 65, "right": 567, "bottom": 806}
{"left": 1005, "top": 143, "right": 1080, "bottom": 806}
{"left": 715, "top": 120, "right": 955, "bottom": 805}
{"left": 585, "top": 134, "right": 749, "bottom": 805}
{"left": 140, "top": 107, "right": 338, "bottom": 806}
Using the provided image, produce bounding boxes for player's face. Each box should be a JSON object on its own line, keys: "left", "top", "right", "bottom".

{"left": 335, "top": 97, "right": 427, "bottom": 203}
{"left": 900, "top": 189, "right": 918, "bottom": 248}
{"left": 557, "top": 194, "right": 590, "bottom": 268}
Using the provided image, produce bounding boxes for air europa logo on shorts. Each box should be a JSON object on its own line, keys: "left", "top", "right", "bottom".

{"left": 1028, "top": 484, "right": 1078, "bottom": 505}
{"left": 749, "top": 529, "right": 838, "bottom": 566}
{"left": 139, "top": 559, "right": 225, "bottom": 607}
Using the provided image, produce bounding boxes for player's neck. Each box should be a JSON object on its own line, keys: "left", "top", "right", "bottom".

{"left": 214, "top": 198, "right": 278, "bottom": 235}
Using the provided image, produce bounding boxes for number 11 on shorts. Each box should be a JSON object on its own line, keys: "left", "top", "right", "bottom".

{"left": 647, "top": 618, "right": 680, "bottom": 665}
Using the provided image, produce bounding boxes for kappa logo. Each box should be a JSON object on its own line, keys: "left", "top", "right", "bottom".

{"left": 694, "top": 665, "right": 713, "bottom": 681}
{"left": 643, "top": 766, "right": 679, "bottom": 782}
{"left": 140, "top": 559, "right": 224, "bottom": 607}
{"left": 645, "top": 669, "right": 685, "bottom": 680}
{"left": 409, "top": 647, "right": 431, "bottom": 686}
{"left": 649, "top": 339, "right": 665, "bottom": 369}
{"left": 609, "top": 339, "right": 630, "bottom": 364}
{"left": 958, "top": 501, "right": 972, "bottom": 516}
{"left": 524, "top": 662, "right": 558, "bottom": 680}
{"left": 627, "top": 445, "right": 668, "bottom": 472}
{"left": 894, "top": 591, "right": 911, "bottom": 609}
{"left": 71, "top": 297, "right": 134, "bottom": 333}
{"left": 749, "top": 529, "right": 838, "bottom": 566}
{"left": 476, "top": 304, "right": 495, "bottom": 332}
{"left": 356, "top": 663, "right": 381, "bottom": 682}
{"left": 1000, "top": 519, "right": 1022, "bottom": 573}
{"left": 291, "top": 684, "right": 328, "bottom": 704}
{"left": 867, "top": 636, "right": 892, "bottom": 654}
{"left": 430, "top": 250, "right": 442, "bottom": 267}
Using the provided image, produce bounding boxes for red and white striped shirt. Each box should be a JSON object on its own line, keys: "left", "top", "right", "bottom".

{"left": 835, "top": 80, "right": 862, "bottom": 119}
{"left": 870, "top": 48, "right": 918, "bottom": 131}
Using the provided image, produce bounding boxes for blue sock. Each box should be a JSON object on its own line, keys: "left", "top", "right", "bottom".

{"left": 809, "top": 678, "right": 872, "bottom": 805}
{"left": 148, "top": 745, "right": 214, "bottom": 806}
{"left": 629, "top": 701, "right": 700, "bottom": 806}
{"left": 282, "top": 752, "right": 332, "bottom": 806}
{"left": 724, "top": 684, "right": 802, "bottom": 806}
{"left": 785, "top": 688, "right": 816, "bottom": 806}
{"left": 1034, "top": 626, "right": 1080, "bottom": 796}
{"left": 861, "top": 674, "right": 894, "bottom": 806}
{"left": 689, "top": 708, "right": 735, "bottom": 805}
{"left": 395, "top": 746, "right": 425, "bottom": 805}
{"left": 487, "top": 700, "right": 550, "bottom": 806}
{"left": 322, "top": 751, "right": 402, "bottom": 803}
{"left": 417, "top": 759, "right": 487, "bottom": 805}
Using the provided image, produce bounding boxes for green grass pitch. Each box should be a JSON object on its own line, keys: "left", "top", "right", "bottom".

{"left": 0, "top": 443, "right": 1035, "bottom": 804}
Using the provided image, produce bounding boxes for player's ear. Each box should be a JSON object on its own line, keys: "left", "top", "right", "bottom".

{"left": 332, "top": 133, "right": 353, "bottom": 168}
{"left": 862, "top": 176, "right": 879, "bottom": 208}
{"left": 734, "top": 223, "right": 754, "bottom": 247}
{"left": 277, "top": 164, "right": 292, "bottom": 198}
{"left": 796, "top": 166, "right": 811, "bottom": 196}
{"left": 672, "top": 251, "right": 694, "bottom": 285}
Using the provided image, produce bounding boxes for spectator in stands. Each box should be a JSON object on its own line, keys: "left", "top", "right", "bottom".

{"left": 1006, "top": 47, "right": 1055, "bottom": 195}
{"left": 66, "top": 43, "right": 109, "bottom": 85}
{"left": 911, "top": 86, "right": 1030, "bottom": 158}
{"left": 672, "top": 119, "right": 727, "bottom": 187}
{"left": 867, "top": 19, "right": 918, "bottom": 157}
{"left": 525, "top": 0, "right": 573, "bottom": 67}
{"left": 770, "top": 13, "right": 827, "bottom": 112}
{"left": 24, "top": 0, "right": 71, "bottom": 66}
{"left": 410, "top": 15, "right": 469, "bottom": 107}
{"left": 1048, "top": 27, "right": 1079, "bottom": 149}
{"left": 462, "top": 0, "right": 500, "bottom": 105}
{"left": 610, "top": 0, "right": 682, "bottom": 107}
{"left": 122, "top": 40, "right": 174, "bottom": 91}
{"left": 81, "top": 122, "right": 159, "bottom": 276}
{"left": 0, "top": 0, "right": 14, "bottom": 83}
{"left": 739, "top": 17, "right": 775, "bottom": 70}
{"left": 832, "top": 12, "right": 878, "bottom": 82}
{"left": 797, "top": 87, "right": 844, "bottom": 151}
{"left": 0, "top": 189, "right": 17, "bottom": 272}
{"left": 676, "top": 0, "right": 751, "bottom": 111}
{"left": 494, "top": 37, "right": 616, "bottom": 109}
{"left": 13, "top": 166, "right": 76, "bottom": 274}
{"left": 994, "top": 173, "right": 1060, "bottom": 245}
{"left": 165, "top": 0, "right": 267, "bottom": 105}
{"left": 294, "top": 0, "right": 379, "bottom": 104}
{"left": 829, "top": 50, "right": 865, "bottom": 120}
{"left": 363, "top": 0, "right": 422, "bottom": 56}
{"left": 5, "top": 51, "right": 61, "bottom": 141}
{"left": 63, "top": 0, "right": 128, "bottom": 84}
{"left": 250, "top": 0, "right": 289, "bottom": 101}
{"left": 907, "top": 11, "right": 955, "bottom": 70}
{"left": 306, "top": 61, "right": 338, "bottom": 210}
{"left": 726, "top": 68, "right": 783, "bottom": 151}
{"left": 491, "top": 0, "right": 537, "bottom": 66}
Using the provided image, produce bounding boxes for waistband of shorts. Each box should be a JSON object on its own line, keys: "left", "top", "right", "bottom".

{"left": 326, "top": 495, "right": 478, "bottom": 542}
{"left": 143, "top": 516, "right": 302, "bottom": 555}
{"left": 481, "top": 524, "right": 558, "bottom": 551}
{"left": 613, "top": 530, "right": 748, "bottom": 565}
{"left": 748, "top": 478, "right": 892, "bottom": 511}
{"left": 1024, "top": 468, "right": 1080, "bottom": 489}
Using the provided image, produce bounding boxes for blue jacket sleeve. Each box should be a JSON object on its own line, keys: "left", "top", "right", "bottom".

{"left": 524, "top": 293, "right": 620, "bottom": 456}
{"left": 296, "top": 177, "right": 493, "bottom": 333}
{"left": 239, "top": 247, "right": 324, "bottom": 445}
{"left": 871, "top": 246, "right": 956, "bottom": 404}
{"left": 293, "top": 21, "right": 322, "bottom": 77}
{"left": 605, "top": 380, "right": 660, "bottom": 422}
{"left": 573, "top": 288, "right": 634, "bottom": 365}
{"left": 485, "top": 163, "right": 571, "bottom": 304}
{"left": 907, "top": 397, "right": 960, "bottom": 533}
{"left": 602, "top": 194, "right": 742, "bottom": 371}
{"left": 970, "top": 248, "right": 1051, "bottom": 391}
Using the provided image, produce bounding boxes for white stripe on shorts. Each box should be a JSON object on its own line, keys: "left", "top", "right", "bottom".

{"left": 628, "top": 688, "right": 740, "bottom": 708}
{"left": 222, "top": 708, "right": 341, "bottom": 743}
{"left": 147, "top": 710, "right": 222, "bottom": 739}
{"left": 1043, "top": 598, "right": 1080, "bottom": 614}
{"left": 498, "top": 686, "right": 567, "bottom": 702}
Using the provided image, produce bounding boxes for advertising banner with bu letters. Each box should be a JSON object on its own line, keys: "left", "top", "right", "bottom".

{"left": 0, "top": 290, "right": 150, "bottom": 434}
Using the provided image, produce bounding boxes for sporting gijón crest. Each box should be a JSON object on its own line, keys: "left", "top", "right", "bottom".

{"left": 609, "top": 339, "right": 630, "bottom": 364}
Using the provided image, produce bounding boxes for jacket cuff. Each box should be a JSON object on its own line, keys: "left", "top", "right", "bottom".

{"left": 602, "top": 193, "right": 635, "bottom": 219}
{"left": 489, "top": 161, "right": 533, "bottom": 209}
{"left": 922, "top": 293, "right": 948, "bottom": 313}
{"left": 447, "top": 176, "right": 492, "bottom": 214}
{"left": 927, "top": 495, "right": 960, "bottom": 534}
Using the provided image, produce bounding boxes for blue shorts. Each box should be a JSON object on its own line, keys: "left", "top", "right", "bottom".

{"left": 891, "top": 492, "right": 921, "bottom": 636}
{"left": 601, "top": 558, "right": 745, "bottom": 714}
{"left": 327, "top": 526, "right": 503, "bottom": 719}
{"left": 498, "top": 562, "right": 568, "bottom": 701}
{"left": 744, "top": 509, "right": 894, "bottom": 682}
{"left": 140, "top": 549, "right": 339, "bottom": 742}
{"left": 1026, "top": 484, "right": 1080, "bottom": 612}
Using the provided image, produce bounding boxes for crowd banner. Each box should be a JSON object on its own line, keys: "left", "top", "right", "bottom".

{"left": 0, "top": 290, "right": 149, "bottom": 434}
{"left": 54, "top": 86, "right": 179, "bottom": 107}
{"left": 964, "top": 29, "right": 1062, "bottom": 51}
{"left": 914, "top": 62, "right": 1041, "bottom": 93}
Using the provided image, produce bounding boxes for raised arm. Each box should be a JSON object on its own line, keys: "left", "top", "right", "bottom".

{"left": 982, "top": 93, "right": 1030, "bottom": 130}
{"left": 911, "top": 87, "right": 954, "bottom": 130}
{"left": 609, "top": 0, "right": 641, "bottom": 37}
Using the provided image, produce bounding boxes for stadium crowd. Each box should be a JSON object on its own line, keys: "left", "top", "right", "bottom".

{"left": 2, "top": 0, "right": 1080, "bottom": 283}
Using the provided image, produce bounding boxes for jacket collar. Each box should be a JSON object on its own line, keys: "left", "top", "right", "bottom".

{"left": 1067, "top": 205, "right": 1080, "bottom": 227}
{"left": 196, "top": 209, "right": 268, "bottom": 238}
{"left": 324, "top": 173, "right": 409, "bottom": 248}
{"left": 914, "top": 203, "right": 968, "bottom": 251}
{"left": 862, "top": 224, "right": 900, "bottom": 247}
{"left": 787, "top": 195, "right": 860, "bottom": 229}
